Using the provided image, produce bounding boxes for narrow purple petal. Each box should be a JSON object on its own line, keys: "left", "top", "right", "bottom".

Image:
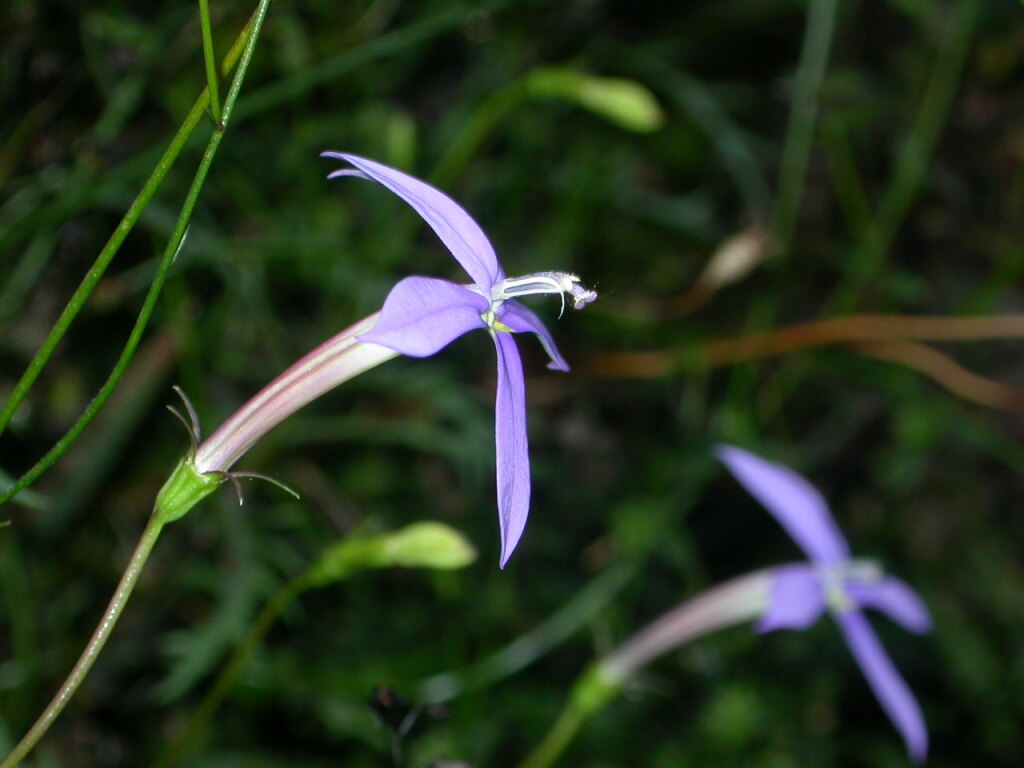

{"left": 756, "top": 564, "right": 826, "bottom": 633}
{"left": 500, "top": 300, "right": 570, "bottom": 372}
{"left": 834, "top": 610, "right": 929, "bottom": 762}
{"left": 846, "top": 577, "right": 933, "bottom": 635}
{"left": 493, "top": 332, "right": 530, "bottom": 567}
{"left": 321, "top": 152, "right": 504, "bottom": 289}
{"left": 358, "top": 276, "right": 487, "bottom": 357}
{"left": 715, "top": 445, "right": 850, "bottom": 564}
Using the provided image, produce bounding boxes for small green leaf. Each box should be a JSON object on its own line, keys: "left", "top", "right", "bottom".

{"left": 304, "top": 522, "right": 476, "bottom": 587}
{"left": 383, "top": 521, "right": 477, "bottom": 570}
{"left": 525, "top": 67, "right": 664, "bottom": 133}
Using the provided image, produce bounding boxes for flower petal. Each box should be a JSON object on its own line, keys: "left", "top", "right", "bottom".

{"left": 500, "top": 300, "right": 570, "bottom": 372}
{"left": 846, "top": 577, "right": 933, "bottom": 635}
{"left": 322, "top": 152, "right": 504, "bottom": 289}
{"left": 834, "top": 609, "right": 929, "bottom": 762}
{"left": 756, "top": 564, "right": 826, "bottom": 633}
{"left": 715, "top": 445, "right": 850, "bottom": 563}
{"left": 493, "top": 332, "right": 530, "bottom": 567}
{"left": 358, "top": 276, "right": 487, "bottom": 357}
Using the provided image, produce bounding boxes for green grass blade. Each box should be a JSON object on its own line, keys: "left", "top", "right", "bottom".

{"left": 198, "top": 0, "right": 222, "bottom": 123}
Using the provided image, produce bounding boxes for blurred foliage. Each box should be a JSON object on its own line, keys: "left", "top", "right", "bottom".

{"left": 2, "top": 0, "right": 1024, "bottom": 767}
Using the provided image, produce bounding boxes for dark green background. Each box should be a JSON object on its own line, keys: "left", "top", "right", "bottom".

{"left": 2, "top": 1, "right": 1023, "bottom": 766}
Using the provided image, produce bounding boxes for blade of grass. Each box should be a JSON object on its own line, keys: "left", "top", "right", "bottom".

{"left": 772, "top": 0, "right": 840, "bottom": 256}
{"left": 0, "top": 1, "right": 273, "bottom": 505}
{"left": 198, "top": 0, "right": 222, "bottom": 123}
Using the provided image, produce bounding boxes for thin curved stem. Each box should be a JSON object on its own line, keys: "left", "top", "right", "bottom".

{"left": 584, "top": 314, "right": 1024, "bottom": 377}
{"left": 0, "top": 0, "right": 274, "bottom": 505}
{"left": 0, "top": 516, "right": 166, "bottom": 768}
{"left": 516, "top": 702, "right": 589, "bottom": 768}
{"left": 856, "top": 339, "right": 1024, "bottom": 414}
{"left": 515, "top": 572, "right": 770, "bottom": 768}
{"left": 416, "top": 562, "right": 634, "bottom": 703}
{"left": 582, "top": 313, "right": 1024, "bottom": 414}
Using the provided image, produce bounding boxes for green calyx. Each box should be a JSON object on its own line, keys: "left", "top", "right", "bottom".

{"left": 153, "top": 457, "right": 221, "bottom": 525}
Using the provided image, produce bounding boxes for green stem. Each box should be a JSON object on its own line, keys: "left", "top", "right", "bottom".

{"left": 198, "top": 0, "right": 223, "bottom": 124}
{"left": 771, "top": 0, "right": 839, "bottom": 255}
{"left": 515, "top": 666, "right": 620, "bottom": 768}
{"left": 0, "top": 445, "right": 222, "bottom": 765}
{"left": 0, "top": 515, "right": 166, "bottom": 768}
{"left": 516, "top": 703, "right": 588, "bottom": 768}
{"left": 155, "top": 577, "right": 308, "bottom": 768}
{"left": 0, "top": 0, "right": 273, "bottom": 505}
{"left": 416, "top": 562, "right": 634, "bottom": 703}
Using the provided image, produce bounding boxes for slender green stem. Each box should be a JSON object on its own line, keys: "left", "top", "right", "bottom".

{"left": 515, "top": 570, "right": 769, "bottom": 768}
{"left": 516, "top": 702, "right": 589, "bottom": 768}
{"left": 416, "top": 562, "right": 634, "bottom": 703}
{"left": 0, "top": 1, "right": 273, "bottom": 505}
{"left": 772, "top": 0, "right": 839, "bottom": 256}
{"left": 215, "top": 1, "right": 272, "bottom": 122}
{"left": 155, "top": 577, "right": 308, "bottom": 768}
{"left": 515, "top": 666, "right": 620, "bottom": 768}
{"left": 0, "top": 515, "right": 166, "bottom": 768}
{"left": 198, "top": 0, "right": 223, "bottom": 124}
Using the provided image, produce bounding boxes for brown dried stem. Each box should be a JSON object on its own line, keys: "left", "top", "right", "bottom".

{"left": 582, "top": 313, "right": 1024, "bottom": 414}
{"left": 585, "top": 314, "right": 1024, "bottom": 377}
{"left": 856, "top": 339, "right": 1024, "bottom": 414}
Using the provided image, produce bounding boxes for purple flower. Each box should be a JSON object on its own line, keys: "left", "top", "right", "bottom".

{"left": 716, "top": 445, "right": 933, "bottom": 762}
{"left": 320, "top": 153, "right": 596, "bottom": 567}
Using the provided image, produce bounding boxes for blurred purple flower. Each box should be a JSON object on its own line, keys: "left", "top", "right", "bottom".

{"left": 716, "top": 445, "right": 932, "bottom": 762}
{"left": 321, "top": 153, "right": 596, "bottom": 567}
